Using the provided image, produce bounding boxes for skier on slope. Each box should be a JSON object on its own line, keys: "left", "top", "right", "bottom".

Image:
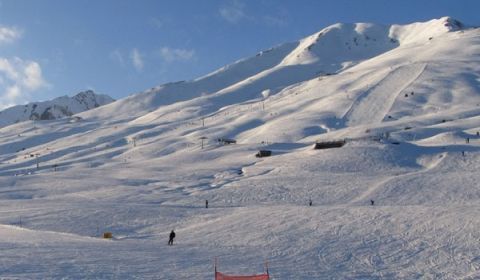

{"left": 168, "top": 230, "right": 176, "bottom": 245}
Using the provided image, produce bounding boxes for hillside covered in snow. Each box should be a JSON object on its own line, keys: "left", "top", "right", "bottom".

{"left": 0, "top": 90, "right": 114, "bottom": 128}
{"left": 0, "top": 17, "right": 479, "bottom": 279}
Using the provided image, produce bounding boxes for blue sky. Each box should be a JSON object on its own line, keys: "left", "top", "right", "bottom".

{"left": 0, "top": 0, "right": 478, "bottom": 108}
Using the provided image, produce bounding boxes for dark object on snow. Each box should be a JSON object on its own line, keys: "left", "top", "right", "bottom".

{"left": 218, "top": 138, "right": 237, "bottom": 145}
{"left": 462, "top": 151, "right": 465, "bottom": 157}
{"left": 256, "top": 150, "right": 272, "bottom": 158}
{"left": 168, "top": 230, "right": 176, "bottom": 245}
{"left": 309, "top": 199, "right": 312, "bottom": 206}
{"left": 313, "top": 140, "right": 346, "bottom": 150}
{"left": 466, "top": 138, "right": 470, "bottom": 144}
{"left": 103, "top": 232, "right": 113, "bottom": 239}
{"left": 370, "top": 200, "right": 375, "bottom": 206}
{"left": 206, "top": 200, "right": 209, "bottom": 208}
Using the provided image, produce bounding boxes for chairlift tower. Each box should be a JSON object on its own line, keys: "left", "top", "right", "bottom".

{"left": 35, "top": 153, "right": 40, "bottom": 169}
{"left": 200, "top": 136, "right": 208, "bottom": 149}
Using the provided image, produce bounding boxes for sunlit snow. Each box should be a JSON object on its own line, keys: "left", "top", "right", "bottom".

{"left": 0, "top": 17, "right": 479, "bottom": 279}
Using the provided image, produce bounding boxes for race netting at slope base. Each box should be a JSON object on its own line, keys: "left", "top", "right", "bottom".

{"left": 214, "top": 259, "right": 269, "bottom": 280}
{"left": 215, "top": 272, "right": 269, "bottom": 280}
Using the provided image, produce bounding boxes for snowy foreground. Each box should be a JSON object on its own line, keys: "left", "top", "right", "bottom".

{"left": 1, "top": 17, "right": 480, "bottom": 279}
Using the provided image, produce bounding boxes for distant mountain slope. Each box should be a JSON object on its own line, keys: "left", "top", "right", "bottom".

{"left": 0, "top": 90, "right": 114, "bottom": 128}
{"left": 77, "top": 17, "right": 479, "bottom": 143}
{"left": 81, "top": 17, "right": 471, "bottom": 124}
{"left": 0, "top": 17, "right": 478, "bottom": 155}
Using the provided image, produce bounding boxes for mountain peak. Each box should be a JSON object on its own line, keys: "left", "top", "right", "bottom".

{"left": 279, "top": 21, "right": 395, "bottom": 69}
{"left": 388, "top": 16, "right": 465, "bottom": 46}
{"left": 0, "top": 90, "right": 115, "bottom": 128}
{"left": 441, "top": 16, "right": 464, "bottom": 30}
{"left": 281, "top": 17, "right": 465, "bottom": 68}
{"left": 74, "top": 89, "right": 96, "bottom": 97}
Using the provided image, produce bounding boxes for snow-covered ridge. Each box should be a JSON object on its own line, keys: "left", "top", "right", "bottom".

{"left": 281, "top": 16, "right": 463, "bottom": 67}
{"left": 82, "top": 17, "right": 467, "bottom": 124}
{"left": 389, "top": 16, "right": 464, "bottom": 45}
{"left": 0, "top": 90, "right": 114, "bottom": 128}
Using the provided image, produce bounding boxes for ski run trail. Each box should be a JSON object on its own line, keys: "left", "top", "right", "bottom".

{"left": 345, "top": 63, "right": 427, "bottom": 127}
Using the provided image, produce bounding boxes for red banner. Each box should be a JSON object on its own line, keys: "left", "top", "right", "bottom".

{"left": 215, "top": 272, "right": 269, "bottom": 280}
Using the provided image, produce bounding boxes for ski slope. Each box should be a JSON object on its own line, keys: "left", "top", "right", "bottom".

{"left": 346, "top": 63, "right": 426, "bottom": 126}
{"left": 0, "top": 17, "right": 479, "bottom": 279}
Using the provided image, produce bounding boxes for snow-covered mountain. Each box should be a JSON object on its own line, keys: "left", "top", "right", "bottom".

{"left": 82, "top": 17, "right": 470, "bottom": 123}
{"left": 1, "top": 17, "right": 480, "bottom": 279}
{"left": 0, "top": 90, "right": 114, "bottom": 128}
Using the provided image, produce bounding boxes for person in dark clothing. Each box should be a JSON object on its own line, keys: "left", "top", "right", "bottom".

{"left": 168, "top": 230, "right": 175, "bottom": 245}
{"left": 309, "top": 199, "right": 312, "bottom": 206}
{"left": 206, "top": 200, "right": 209, "bottom": 208}
{"left": 370, "top": 200, "right": 375, "bottom": 206}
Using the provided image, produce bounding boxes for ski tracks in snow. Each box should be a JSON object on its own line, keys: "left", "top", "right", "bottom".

{"left": 348, "top": 151, "right": 446, "bottom": 206}
{"left": 345, "top": 63, "right": 426, "bottom": 127}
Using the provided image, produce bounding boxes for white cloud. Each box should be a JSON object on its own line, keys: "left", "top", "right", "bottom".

{"left": 109, "top": 49, "right": 125, "bottom": 67}
{"left": 219, "top": 0, "right": 246, "bottom": 24}
{"left": 158, "top": 47, "right": 195, "bottom": 62}
{"left": 130, "top": 48, "right": 144, "bottom": 71}
{"left": 0, "top": 57, "right": 18, "bottom": 80}
{"left": 0, "top": 57, "right": 48, "bottom": 109}
{"left": 149, "top": 17, "right": 165, "bottom": 29}
{"left": 263, "top": 14, "right": 288, "bottom": 27}
{"left": 5, "top": 85, "right": 20, "bottom": 100}
{"left": 0, "top": 25, "right": 22, "bottom": 45}
{"left": 22, "top": 61, "right": 45, "bottom": 90}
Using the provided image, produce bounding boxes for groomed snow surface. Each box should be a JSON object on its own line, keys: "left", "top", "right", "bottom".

{"left": 1, "top": 17, "right": 480, "bottom": 279}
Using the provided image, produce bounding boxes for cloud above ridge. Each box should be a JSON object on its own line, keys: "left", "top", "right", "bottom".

{"left": 0, "top": 25, "right": 22, "bottom": 45}
{"left": 131, "top": 48, "right": 144, "bottom": 71}
{"left": 158, "top": 47, "right": 195, "bottom": 62}
{"left": 219, "top": 0, "right": 247, "bottom": 24}
{"left": 0, "top": 57, "right": 48, "bottom": 109}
